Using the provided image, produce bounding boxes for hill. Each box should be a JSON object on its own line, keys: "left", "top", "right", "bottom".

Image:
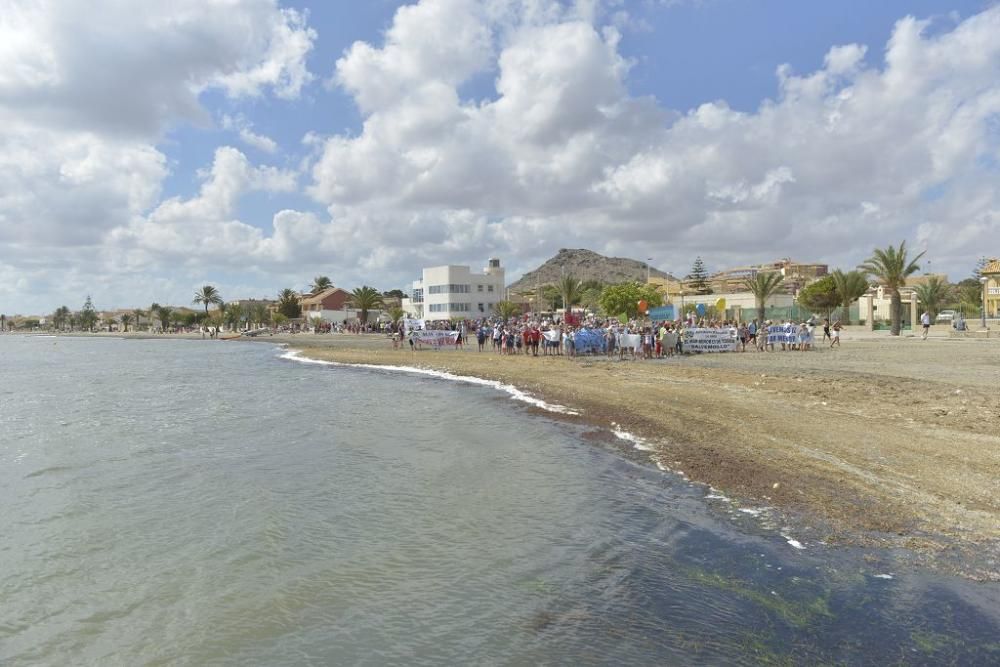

{"left": 508, "top": 248, "right": 676, "bottom": 293}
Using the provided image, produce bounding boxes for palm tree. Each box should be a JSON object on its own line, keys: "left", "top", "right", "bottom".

{"left": 348, "top": 286, "right": 384, "bottom": 325}
{"left": 249, "top": 303, "right": 270, "bottom": 329}
{"left": 495, "top": 300, "right": 520, "bottom": 320}
{"left": 829, "top": 269, "right": 870, "bottom": 324}
{"left": 858, "top": 241, "right": 925, "bottom": 335}
{"left": 557, "top": 274, "right": 583, "bottom": 314}
{"left": 913, "top": 276, "right": 951, "bottom": 321}
{"left": 277, "top": 288, "right": 301, "bottom": 319}
{"left": 0, "top": 314, "right": 5, "bottom": 332}
{"left": 120, "top": 313, "right": 132, "bottom": 332}
{"left": 311, "top": 276, "right": 333, "bottom": 294}
{"left": 155, "top": 305, "right": 172, "bottom": 332}
{"left": 388, "top": 306, "right": 405, "bottom": 323}
{"left": 225, "top": 304, "right": 246, "bottom": 331}
{"left": 743, "top": 272, "right": 785, "bottom": 324}
{"left": 133, "top": 308, "right": 146, "bottom": 332}
{"left": 193, "top": 285, "right": 222, "bottom": 319}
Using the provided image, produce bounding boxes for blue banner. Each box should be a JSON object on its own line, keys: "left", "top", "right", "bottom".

{"left": 647, "top": 305, "right": 675, "bottom": 321}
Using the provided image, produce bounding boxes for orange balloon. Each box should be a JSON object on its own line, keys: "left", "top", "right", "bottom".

{"left": 638, "top": 300, "right": 648, "bottom": 313}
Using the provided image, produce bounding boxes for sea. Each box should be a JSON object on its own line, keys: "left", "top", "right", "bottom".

{"left": 1, "top": 335, "right": 997, "bottom": 665}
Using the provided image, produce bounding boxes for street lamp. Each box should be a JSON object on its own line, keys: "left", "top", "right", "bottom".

{"left": 646, "top": 257, "right": 653, "bottom": 284}
{"left": 981, "top": 276, "right": 988, "bottom": 330}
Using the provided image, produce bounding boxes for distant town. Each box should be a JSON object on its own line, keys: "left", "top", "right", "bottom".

{"left": 2, "top": 249, "right": 997, "bottom": 333}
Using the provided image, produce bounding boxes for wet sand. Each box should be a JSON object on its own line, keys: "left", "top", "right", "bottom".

{"left": 278, "top": 331, "right": 1000, "bottom": 581}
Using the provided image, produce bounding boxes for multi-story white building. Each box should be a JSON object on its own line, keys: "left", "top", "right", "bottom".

{"left": 403, "top": 258, "right": 506, "bottom": 320}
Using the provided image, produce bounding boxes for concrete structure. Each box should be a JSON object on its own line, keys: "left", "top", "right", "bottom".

{"left": 856, "top": 285, "right": 917, "bottom": 330}
{"left": 982, "top": 259, "right": 1000, "bottom": 319}
{"left": 403, "top": 258, "right": 506, "bottom": 320}
{"left": 705, "top": 258, "right": 828, "bottom": 294}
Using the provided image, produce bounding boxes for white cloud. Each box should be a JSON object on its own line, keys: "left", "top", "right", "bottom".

{"left": 306, "top": 2, "right": 1000, "bottom": 280}
{"left": 0, "top": 1, "right": 316, "bottom": 312}
{"left": 221, "top": 114, "right": 279, "bottom": 154}
{"left": 3, "top": 0, "right": 1000, "bottom": 314}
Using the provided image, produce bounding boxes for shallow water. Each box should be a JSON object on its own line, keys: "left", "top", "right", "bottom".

{"left": 1, "top": 336, "right": 997, "bottom": 665}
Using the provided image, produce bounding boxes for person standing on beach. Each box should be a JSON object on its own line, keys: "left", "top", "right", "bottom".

{"left": 920, "top": 310, "right": 931, "bottom": 340}
{"left": 822, "top": 318, "right": 832, "bottom": 343}
{"left": 830, "top": 321, "right": 841, "bottom": 348}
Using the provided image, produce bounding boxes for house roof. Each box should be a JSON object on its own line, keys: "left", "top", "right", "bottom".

{"left": 299, "top": 287, "right": 349, "bottom": 306}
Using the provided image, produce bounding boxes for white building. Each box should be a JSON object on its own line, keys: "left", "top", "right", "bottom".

{"left": 403, "top": 258, "right": 506, "bottom": 320}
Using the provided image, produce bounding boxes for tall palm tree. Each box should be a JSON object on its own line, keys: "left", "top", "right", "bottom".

{"left": 829, "top": 269, "right": 870, "bottom": 324}
{"left": 193, "top": 285, "right": 222, "bottom": 319}
{"left": 133, "top": 308, "right": 146, "bottom": 333}
{"left": 913, "top": 276, "right": 951, "bottom": 321}
{"left": 858, "top": 241, "right": 925, "bottom": 335}
{"left": 557, "top": 274, "right": 583, "bottom": 313}
{"left": 495, "top": 300, "right": 520, "bottom": 320}
{"left": 348, "top": 286, "right": 384, "bottom": 325}
{"left": 0, "top": 314, "right": 5, "bottom": 331}
{"left": 743, "top": 272, "right": 785, "bottom": 324}
{"left": 277, "top": 288, "right": 301, "bottom": 319}
{"left": 311, "top": 276, "right": 333, "bottom": 294}
{"left": 120, "top": 313, "right": 132, "bottom": 332}
{"left": 155, "top": 305, "right": 172, "bottom": 332}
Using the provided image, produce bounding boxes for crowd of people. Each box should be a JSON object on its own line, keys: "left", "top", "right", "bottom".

{"left": 397, "top": 312, "right": 843, "bottom": 359}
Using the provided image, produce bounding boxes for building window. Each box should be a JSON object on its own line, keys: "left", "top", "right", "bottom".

{"left": 478, "top": 303, "right": 484, "bottom": 312}
{"left": 412, "top": 288, "right": 424, "bottom": 303}
{"left": 428, "top": 284, "right": 471, "bottom": 294}
{"left": 487, "top": 285, "right": 494, "bottom": 293}
{"left": 477, "top": 284, "right": 484, "bottom": 292}
{"left": 429, "top": 303, "right": 471, "bottom": 312}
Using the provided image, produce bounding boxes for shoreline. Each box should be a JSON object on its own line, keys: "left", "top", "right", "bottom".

{"left": 277, "top": 333, "right": 999, "bottom": 582}
{"left": 14, "top": 330, "right": 1000, "bottom": 580}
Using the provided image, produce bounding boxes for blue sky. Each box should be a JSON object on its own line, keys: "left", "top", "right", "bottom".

{"left": 1, "top": 0, "right": 998, "bottom": 313}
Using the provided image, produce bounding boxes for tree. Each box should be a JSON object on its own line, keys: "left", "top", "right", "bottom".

{"left": 311, "top": 276, "right": 333, "bottom": 294}
{"left": 387, "top": 306, "right": 405, "bottom": 322}
{"left": 133, "top": 308, "right": 146, "bottom": 332}
{"left": 79, "top": 295, "right": 99, "bottom": 332}
{"left": 249, "top": 303, "right": 270, "bottom": 328}
{"left": 858, "top": 241, "right": 925, "bottom": 336}
{"left": 953, "top": 279, "right": 983, "bottom": 316}
{"left": 382, "top": 289, "right": 405, "bottom": 300}
{"left": 277, "top": 288, "right": 301, "bottom": 319}
{"left": 557, "top": 274, "right": 583, "bottom": 312}
{"left": 686, "top": 257, "right": 713, "bottom": 295}
{"left": 224, "top": 304, "right": 246, "bottom": 331}
{"left": 540, "top": 284, "right": 562, "bottom": 310}
{"left": 271, "top": 312, "right": 289, "bottom": 328}
{"left": 743, "top": 272, "right": 784, "bottom": 324}
{"left": 193, "top": 285, "right": 222, "bottom": 318}
{"left": 580, "top": 287, "right": 603, "bottom": 313}
{"left": 155, "top": 305, "right": 173, "bottom": 331}
{"left": 495, "top": 300, "right": 520, "bottom": 320}
{"left": 52, "top": 306, "right": 71, "bottom": 331}
{"left": 829, "top": 269, "right": 869, "bottom": 324}
{"left": 120, "top": 313, "right": 132, "bottom": 332}
{"left": 796, "top": 275, "right": 840, "bottom": 318}
{"left": 913, "top": 275, "right": 951, "bottom": 321}
{"left": 348, "top": 285, "right": 384, "bottom": 324}
{"left": 598, "top": 282, "right": 664, "bottom": 320}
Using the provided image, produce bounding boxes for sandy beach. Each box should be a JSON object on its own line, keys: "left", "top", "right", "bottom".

{"left": 262, "top": 329, "right": 1000, "bottom": 581}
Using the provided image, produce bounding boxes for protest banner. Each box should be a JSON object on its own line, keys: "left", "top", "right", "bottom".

{"left": 412, "top": 330, "right": 459, "bottom": 346}
{"left": 767, "top": 325, "right": 797, "bottom": 346}
{"left": 403, "top": 318, "right": 424, "bottom": 333}
{"left": 681, "top": 327, "right": 738, "bottom": 353}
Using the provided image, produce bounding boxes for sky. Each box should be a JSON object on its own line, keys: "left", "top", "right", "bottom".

{"left": 1, "top": 0, "right": 999, "bottom": 314}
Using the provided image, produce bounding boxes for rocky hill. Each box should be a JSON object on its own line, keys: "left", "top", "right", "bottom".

{"left": 508, "top": 248, "right": 676, "bottom": 293}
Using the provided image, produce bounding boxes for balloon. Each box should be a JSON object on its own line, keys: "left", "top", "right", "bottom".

{"left": 638, "top": 300, "right": 648, "bottom": 313}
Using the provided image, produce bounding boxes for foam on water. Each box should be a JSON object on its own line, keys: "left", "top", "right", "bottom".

{"left": 279, "top": 348, "right": 580, "bottom": 415}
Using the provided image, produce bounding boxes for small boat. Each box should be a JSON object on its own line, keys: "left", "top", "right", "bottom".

{"left": 220, "top": 334, "right": 242, "bottom": 341}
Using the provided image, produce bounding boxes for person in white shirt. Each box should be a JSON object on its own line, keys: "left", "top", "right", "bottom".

{"left": 920, "top": 311, "right": 931, "bottom": 340}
